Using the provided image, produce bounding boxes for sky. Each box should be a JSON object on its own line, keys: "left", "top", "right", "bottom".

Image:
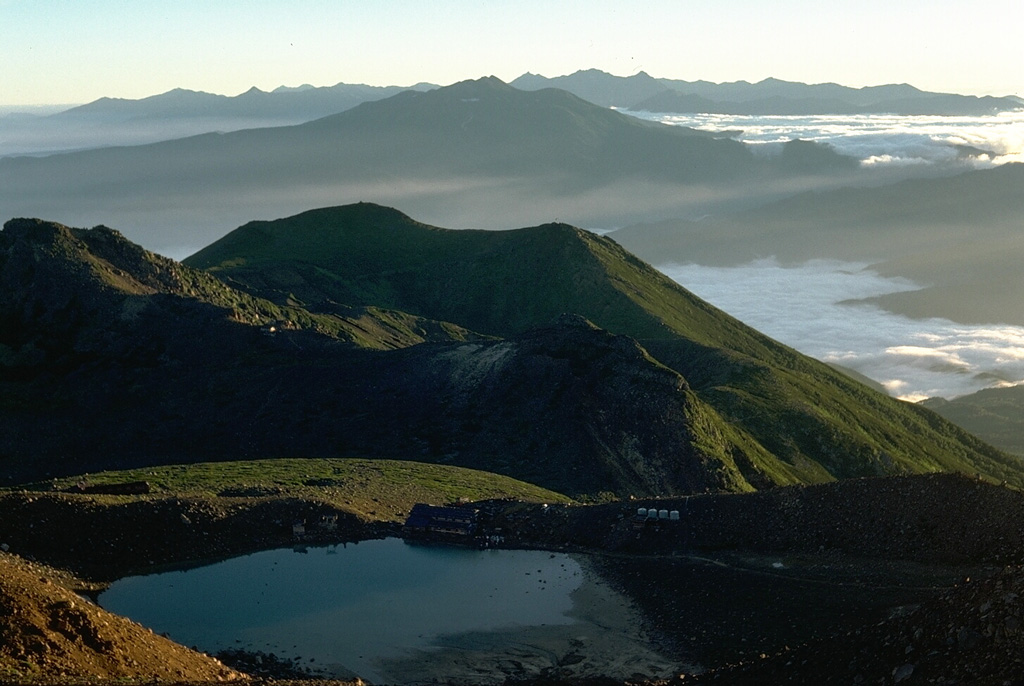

{"left": 2, "top": 0, "right": 1022, "bottom": 106}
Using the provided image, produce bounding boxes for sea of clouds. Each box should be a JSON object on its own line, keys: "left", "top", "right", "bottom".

{"left": 629, "top": 110, "right": 1024, "bottom": 168}
{"left": 659, "top": 260, "right": 1024, "bottom": 402}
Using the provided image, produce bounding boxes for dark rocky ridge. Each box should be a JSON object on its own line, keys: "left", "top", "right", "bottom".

{"left": 5, "top": 211, "right": 1024, "bottom": 496}
{"left": 0, "top": 218, "right": 754, "bottom": 496}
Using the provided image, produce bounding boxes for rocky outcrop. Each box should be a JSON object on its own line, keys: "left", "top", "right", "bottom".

{"left": 350, "top": 314, "right": 756, "bottom": 496}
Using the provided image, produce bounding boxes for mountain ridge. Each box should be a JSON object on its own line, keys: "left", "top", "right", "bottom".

{"left": 185, "top": 203, "right": 1024, "bottom": 490}
{"left": 5, "top": 206, "right": 1022, "bottom": 495}
{"left": 0, "top": 214, "right": 769, "bottom": 495}
{"left": 511, "top": 69, "right": 1022, "bottom": 114}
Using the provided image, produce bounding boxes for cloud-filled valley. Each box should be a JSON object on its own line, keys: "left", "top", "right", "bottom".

{"left": 660, "top": 259, "right": 1024, "bottom": 402}
{"left": 631, "top": 110, "right": 1024, "bottom": 168}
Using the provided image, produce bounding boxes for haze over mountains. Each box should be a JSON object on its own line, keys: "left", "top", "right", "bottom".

{"left": 611, "top": 163, "right": 1024, "bottom": 326}
{"left": 4, "top": 68, "right": 1018, "bottom": 160}
{"left": 0, "top": 76, "right": 865, "bottom": 259}
{"left": 511, "top": 69, "right": 1023, "bottom": 114}
{"left": 0, "top": 81, "right": 438, "bottom": 157}
{"left": 3, "top": 68, "right": 1024, "bottom": 457}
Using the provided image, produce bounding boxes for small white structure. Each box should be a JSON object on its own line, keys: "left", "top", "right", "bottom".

{"left": 658, "top": 509, "right": 669, "bottom": 520}
{"left": 669, "top": 510, "right": 680, "bottom": 521}
{"left": 637, "top": 507, "right": 648, "bottom": 517}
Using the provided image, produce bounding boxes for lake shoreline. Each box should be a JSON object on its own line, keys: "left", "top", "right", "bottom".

{"left": 374, "top": 554, "right": 691, "bottom": 685}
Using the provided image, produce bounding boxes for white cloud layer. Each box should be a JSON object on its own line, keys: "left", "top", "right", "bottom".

{"left": 659, "top": 259, "right": 1024, "bottom": 401}
{"left": 630, "top": 111, "right": 1024, "bottom": 168}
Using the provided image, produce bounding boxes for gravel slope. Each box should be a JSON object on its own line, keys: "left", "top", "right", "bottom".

{"left": 0, "top": 552, "right": 242, "bottom": 683}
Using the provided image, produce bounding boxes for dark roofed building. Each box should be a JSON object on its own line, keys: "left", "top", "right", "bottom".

{"left": 403, "top": 504, "right": 478, "bottom": 538}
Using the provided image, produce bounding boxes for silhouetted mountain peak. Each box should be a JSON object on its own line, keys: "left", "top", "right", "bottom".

{"left": 1, "top": 218, "right": 218, "bottom": 315}
{"left": 3, "top": 217, "right": 75, "bottom": 246}
{"left": 442, "top": 75, "right": 514, "bottom": 94}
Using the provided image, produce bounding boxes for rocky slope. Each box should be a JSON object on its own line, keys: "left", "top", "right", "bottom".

{"left": 678, "top": 563, "right": 1024, "bottom": 685}
{"left": 0, "top": 553, "right": 242, "bottom": 683}
{"left": 5, "top": 472, "right": 1024, "bottom": 684}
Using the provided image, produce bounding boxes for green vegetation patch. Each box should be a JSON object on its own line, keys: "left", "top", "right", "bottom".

{"left": 22, "top": 458, "right": 570, "bottom": 522}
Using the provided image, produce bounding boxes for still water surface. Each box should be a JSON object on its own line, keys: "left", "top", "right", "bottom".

{"left": 99, "top": 538, "right": 589, "bottom": 682}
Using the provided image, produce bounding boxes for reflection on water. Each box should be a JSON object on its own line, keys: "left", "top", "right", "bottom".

{"left": 99, "top": 538, "right": 587, "bottom": 683}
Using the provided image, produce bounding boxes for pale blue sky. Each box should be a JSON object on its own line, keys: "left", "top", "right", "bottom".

{"left": 2, "top": 0, "right": 1021, "bottom": 106}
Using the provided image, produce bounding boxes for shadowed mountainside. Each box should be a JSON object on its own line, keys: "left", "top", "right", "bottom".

{"left": 0, "top": 216, "right": 765, "bottom": 496}
{"left": 6, "top": 208, "right": 1023, "bottom": 496}
{"left": 185, "top": 203, "right": 1024, "bottom": 491}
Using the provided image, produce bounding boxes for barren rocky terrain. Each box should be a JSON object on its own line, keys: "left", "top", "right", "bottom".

{"left": 3, "top": 472, "right": 1024, "bottom": 684}
{"left": 0, "top": 552, "right": 242, "bottom": 683}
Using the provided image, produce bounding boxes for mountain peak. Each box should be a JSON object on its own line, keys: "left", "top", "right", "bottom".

{"left": 2, "top": 217, "right": 76, "bottom": 245}
{"left": 451, "top": 75, "right": 510, "bottom": 89}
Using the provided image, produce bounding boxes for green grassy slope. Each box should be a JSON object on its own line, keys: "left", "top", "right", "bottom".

{"left": 3, "top": 215, "right": 760, "bottom": 497}
{"left": 0, "top": 217, "right": 478, "bottom": 353}
{"left": 923, "top": 387, "right": 1024, "bottom": 457}
{"left": 18, "top": 458, "right": 570, "bottom": 521}
{"left": 186, "top": 204, "right": 1024, "bottom": 488}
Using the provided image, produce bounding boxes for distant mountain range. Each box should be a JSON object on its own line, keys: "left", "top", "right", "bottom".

{"left": 511, "top": 69, "right": 1023, "bottom": 115}
{"left": 0, "top": 77, "right": 861, "bottom": 258}
{"left": 62, "top": 82, "right": 437, "bottom": 121}
{"left": 0, "top": 81, "right": 437, "bottom": 157}
{"left": 5, "top": 69, "right": 1015, "bottom": 160}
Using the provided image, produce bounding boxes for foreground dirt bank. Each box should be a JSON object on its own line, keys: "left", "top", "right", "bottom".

{"left": 3, "top": 473, "right": 1024, "bottom": 684}
{"left": 0, "top": 491, "right": 390, "bottom": 582}
{"left": 0, "top": 552, "right": 243, "bottom": 684}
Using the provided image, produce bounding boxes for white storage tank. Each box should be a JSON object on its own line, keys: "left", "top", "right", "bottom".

{"left": 670, "top": 510, "right": 680, "bottom": 521}
{"left": 658, "top": 509, "right": 669, "bottom": 519}
{"left": 637, "top": 507, "right": 648, "bottom": 517}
